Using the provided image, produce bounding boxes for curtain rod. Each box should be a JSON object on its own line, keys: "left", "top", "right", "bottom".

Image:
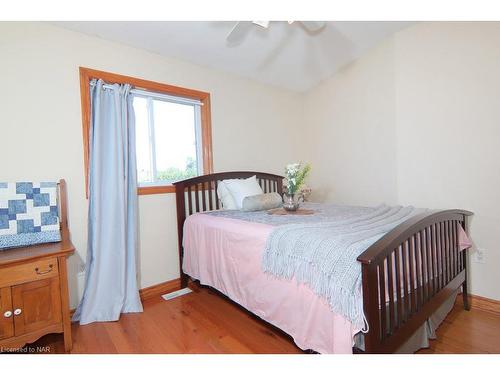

{"left": 90, "top": 81, "right": 203, "bottom": 106}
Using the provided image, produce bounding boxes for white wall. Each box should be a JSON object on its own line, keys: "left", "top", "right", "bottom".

{"left": 304, "top": 22, "right": 500, "bottom": 300}
{"left": 394, "top": 22, "right": 500, "bottom": 301}
{"left": 0, "top": 22, "right": 302, "bottom": 307}
{"left": 302, "top": 38, "right": 398, "bottom": 206}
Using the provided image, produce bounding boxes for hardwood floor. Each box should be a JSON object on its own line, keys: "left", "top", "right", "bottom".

{"left": 25, "top": 286, "right": 500, "bottom": 354}
{"left": 417, "top": 299, "right": 500, "bottom": 354}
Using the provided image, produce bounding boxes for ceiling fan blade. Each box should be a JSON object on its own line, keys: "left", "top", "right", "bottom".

{"left": 252, "top": 21, "right": 270, "bottom": 28}
{"left": 226, "top": 21, "right": 253, "bottom": 46}
{"left": 300, "top": 21, "right": 327, "bottom": 33}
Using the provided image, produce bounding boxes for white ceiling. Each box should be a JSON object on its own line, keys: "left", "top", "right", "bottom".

{"left": 54, "top": 21, "right": 413, "bottom": 92}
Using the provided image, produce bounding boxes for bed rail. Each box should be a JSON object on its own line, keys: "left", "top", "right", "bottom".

{"left": 357, "top": 209, "right": 473, "bottom": 353}
{"left": 173, "top": 171, "right": 284, "bottom": 288}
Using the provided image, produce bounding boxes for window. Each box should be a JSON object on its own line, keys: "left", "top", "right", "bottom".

{"left": 133, "top": 94, "right": 202, "bottom": 187}
{"left": 80, "top": 67, "right": 213, "bottom": 196}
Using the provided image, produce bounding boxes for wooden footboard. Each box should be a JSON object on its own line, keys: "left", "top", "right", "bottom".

{"left": 357, "top": 209, "right": 473, "bottom": 353}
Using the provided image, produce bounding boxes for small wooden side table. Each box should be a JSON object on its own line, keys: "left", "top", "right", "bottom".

{"left": 0, "top": 180, "right": 74, "bottom": 353}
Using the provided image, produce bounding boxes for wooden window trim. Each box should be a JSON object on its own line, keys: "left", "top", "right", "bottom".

{"left": 79, "top": 67, "right": 213, "bottom": 197}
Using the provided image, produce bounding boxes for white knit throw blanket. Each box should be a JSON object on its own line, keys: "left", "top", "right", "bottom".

{"left": 262, "top": 204, "right": 424, "bottom": 330}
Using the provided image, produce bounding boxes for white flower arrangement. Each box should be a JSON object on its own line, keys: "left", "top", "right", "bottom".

{"left": 284, "top": 162, "right": 311, "bottom": 195}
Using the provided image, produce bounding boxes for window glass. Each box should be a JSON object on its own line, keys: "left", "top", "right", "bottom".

{"left": 133, "top": 96, "right": 201, "bottom": 186}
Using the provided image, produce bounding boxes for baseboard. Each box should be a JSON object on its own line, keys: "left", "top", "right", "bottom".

{"left": 69, "top": 278, "right": 182, "bottom": 318}
{"left": 70, "top": 285, "right": 499, "bottom": 320}
{"left": 470, "top": 294, "right": 500, "bottom": 315}
{"left": 139, "top": 278, "right": 181, "bottom": 301}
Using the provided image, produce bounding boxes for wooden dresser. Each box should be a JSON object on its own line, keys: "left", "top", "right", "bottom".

{"left": 0, "top": 180, "right": 74, "bottom": 352}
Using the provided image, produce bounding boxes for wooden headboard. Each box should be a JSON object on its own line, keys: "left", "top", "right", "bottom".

{"left": 173, "top": 171, "right": 284, "bottom": 288}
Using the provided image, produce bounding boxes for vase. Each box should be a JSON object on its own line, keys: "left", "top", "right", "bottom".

{"left": 282, "top": 192, "right": 301, "bottom": 211}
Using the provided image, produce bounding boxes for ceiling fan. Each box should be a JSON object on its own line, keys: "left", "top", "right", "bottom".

{"left": 226, "top": 21, "right": 327, "bottom": 46}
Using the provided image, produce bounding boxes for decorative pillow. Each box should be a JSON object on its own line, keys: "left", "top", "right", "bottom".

{"left": 217, "top": 179, "right": 239, "bottom": 210}
{"left": 224, "top": 175, "right": 264, "bottom": 209}
{"left": 242, "top": 192, "right": 282, "bottom": 212}
{"left": 0, "top": 182, "right": 61, "bottom": 250}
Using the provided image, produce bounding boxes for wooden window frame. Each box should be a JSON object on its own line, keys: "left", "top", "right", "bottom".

{"left": 79, "top": 67, "right": 213, "bottom": 196}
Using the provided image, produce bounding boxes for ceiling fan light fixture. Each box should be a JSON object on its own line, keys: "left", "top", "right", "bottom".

{"left": 226, "top": 21, "right": 327, "bottom": 47}
{"left": 300, "top": 21, "right": 327, "bottom": 32}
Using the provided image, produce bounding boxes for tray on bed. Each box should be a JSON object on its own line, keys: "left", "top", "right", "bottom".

{"left": 267, "top": 207, "right": 315, "bottom": 215}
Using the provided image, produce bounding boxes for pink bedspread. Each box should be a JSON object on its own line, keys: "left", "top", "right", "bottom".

{"left": 182, "top": 213, "right": 357, "bottom": 354}
{"left": 182, "top": 212, "right": 472, "bottom": 354}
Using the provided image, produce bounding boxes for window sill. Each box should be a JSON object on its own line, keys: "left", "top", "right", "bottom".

{"left": 138, "top": 185, "right": 175, "bottom": 195}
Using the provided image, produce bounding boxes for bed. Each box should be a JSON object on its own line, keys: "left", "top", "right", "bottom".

{"left": 173, "top": 171, "right": 472, "bottom": 354}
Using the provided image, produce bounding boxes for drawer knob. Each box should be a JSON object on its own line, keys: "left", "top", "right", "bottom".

{"left": 14, "top": 308, "right": 22, "bottom": 316}
{"left": 35, "top": 264, "right": 54, "bottom": 275}
{"left": 3, "top": 310, "right": 12, "bottom": 318}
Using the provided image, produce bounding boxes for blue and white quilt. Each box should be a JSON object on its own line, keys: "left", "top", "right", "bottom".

{"left": 0, "top": 182, "right": 61, "bottom": 249}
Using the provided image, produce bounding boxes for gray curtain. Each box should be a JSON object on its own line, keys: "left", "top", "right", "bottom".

{"left": 73, "top": 79, "right": 143, "bottom": 324}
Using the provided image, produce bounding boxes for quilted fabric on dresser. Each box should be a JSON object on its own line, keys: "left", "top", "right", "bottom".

{"left": 0, "top": 182, "right": 61, "bottom": 249}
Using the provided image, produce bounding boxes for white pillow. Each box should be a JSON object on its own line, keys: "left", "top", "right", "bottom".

{"left": 217, "top": 179, "right": 239, "bottom": 210}
{"left": 224, "top": 175, "right": 264, "bottom": 209}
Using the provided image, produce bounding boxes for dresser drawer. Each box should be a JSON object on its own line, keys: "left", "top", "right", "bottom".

{"left": 0, "top": 258, "right": 59, "bottom": 288}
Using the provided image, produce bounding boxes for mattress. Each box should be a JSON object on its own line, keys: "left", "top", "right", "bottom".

{"left": 183, "top": 213, "right": 356, "bottom": 353}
